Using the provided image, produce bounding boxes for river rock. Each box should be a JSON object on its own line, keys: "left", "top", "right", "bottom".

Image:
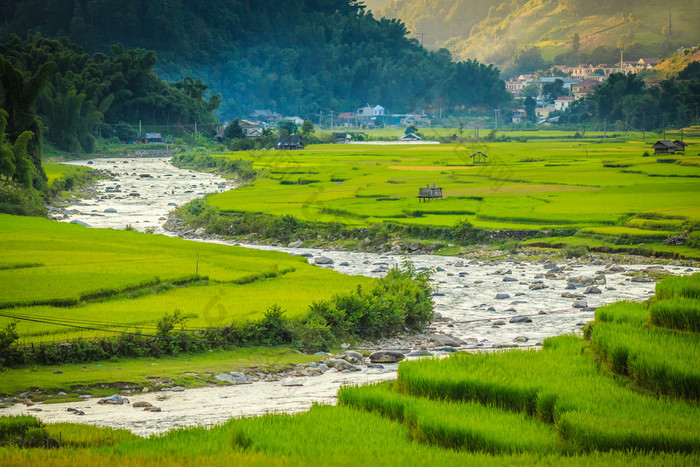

{"left": 584, "top": 286, "right": 602, "bottom": 294}
{"left": 288, "top": 240, "right": 303, "bottom": 248}
{"left": 133, "top": 401, "right": 153, "bottom": 408}
{"left": 503, "top": 276, "right": 518, "bottom": 282}
{"left": 513, "top": 336, "right": 529, "bottom": 343}
{"left": 194, "top": 228, "right": 206, "bottom": 236}
{"left": 433, "top": 346, "right": 457, "bottom": 352}
{"left": 70, "top": 220, "right": 91, "bottom": 227}
{"left": 315, "top": 256, "right": 334, "bottom": 265}
{"left": 104, "top": 208, "right": 117, "bottom": 213}
{"left": 98, "top": 394, "right": 129, "bottom": 405}
{"left": 429, "top": 334, "right": 461, "bottom": 347}
{"left": 631, "top": 275, "right": 652, "bottom": 283}
{"left": 326, "top": 358, "right": 360, "bottom": 371}
{"left": 509, "top": 316, "right": 533, "bottom": 324}
{"left": 339, "top": 351, "right": 364, "bottom": 365}
{"left": 572, "top": 299, "right": 587, "bottom": 308}
{"left": 492, "top": 320, "right": 507, "bottom": 326}
{"left": 369, "top": 351, "right": 405, "bottom": 363}
{"left": 495, "top": 293, "right": 510, "bottom": 299}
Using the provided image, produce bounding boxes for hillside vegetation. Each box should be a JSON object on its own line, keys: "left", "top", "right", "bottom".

{"left": 379, "top": 0, "right": 700, "bottom": 74}
{"left": 0, "top": 0, "right": 510, "bottom": 118}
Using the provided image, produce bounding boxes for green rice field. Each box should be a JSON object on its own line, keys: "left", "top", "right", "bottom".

{"left": 201, "top": 133, "right": 700, "bottom": 257}
{"left": 0, "top": 214, "right": 371, "bottom": 344}
{"left": 2, "top": 274, "right": 698, "bottom": 464}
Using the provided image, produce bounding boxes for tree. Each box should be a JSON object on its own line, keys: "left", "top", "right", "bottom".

{"left": 0, "top": 55, "right": 54, "bottom": 188}
{"left": 300, "top": 119, "right": 315, "bottom": 140}
{"left": 405, "top": 124, "right": 418, "bottom": 135}
{"left": 512, "top": 46, "right": 545, "bottom": 74}
{"left": 572, "top": 33, "right": 580, "bottom": 52}
{"left": 524, "top": 97, "right": 536, "bottom": 123}
{"left": 224, "top": 119, "right": 244, "bottom": 139}
{"left": 0, "top": 109, "right": 34, "bottom": 188}
{"left": 114, "top": 122, "right": 138, "bottom": 142}
{"left": 278, "top": 120, "right": 298, "bottom": 135}
{"left": 522, "top": 81, "right": 540, "bottom": 99}
{"left": 542, "top": 79, "right": 567, "bottom": 102}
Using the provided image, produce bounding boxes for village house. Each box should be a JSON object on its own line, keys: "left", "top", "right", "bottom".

{"left": 283, "top": 116, "right": 304, "bottom": 126}
{"left": 554, "top": 96, "right": 574, "bottom": 111}
{"left": 651, "top": 140, "right": 688, "bottom": 155}
{"left": 249, "top": 109, "right": 281, "bottom": 123}
{"left": 401, "top": 133, "right": 421, "bottom": 142}
{"left": 337, "top": 112, "right": 356, "bottom": 127}
{"left": 357, "top": 104, "right": 387, "bottom": 128}
{"left": 239, "top": 120, "right": 261, "bottom": 137}
{"left": 276, "top": 135, "right": 304, "bottom": 150}
{"left": 511, "top": 109, "right": 527, "bottom": 123}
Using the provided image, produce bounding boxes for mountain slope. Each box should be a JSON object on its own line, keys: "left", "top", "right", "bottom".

{"left": 379, "top": 0, "right": 700, "bottom": 73}
{"left": 1, "top": 0, "right": 510, "bottom": 119}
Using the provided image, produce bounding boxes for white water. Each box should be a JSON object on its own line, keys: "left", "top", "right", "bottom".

{"left": 7, "top": 155, "right": 693, "bottom": 436}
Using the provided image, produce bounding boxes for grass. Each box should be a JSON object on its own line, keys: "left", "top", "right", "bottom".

{"left": 0, "top": 347, "right": 317, "bottom": 395}
{"left": 1, "top": 274, "right": 699, "bottom": 462}
{"left": 590, "top": 274, "right": 700, "bottom": 399}
{"left": 195, "top": 133, "right": 700, "bottom": 258}
{"left": 42, "top": 162, "right": 92, "bottom": 185}
{"left": 0, "top": 214, "right": 371, "bottom": 343}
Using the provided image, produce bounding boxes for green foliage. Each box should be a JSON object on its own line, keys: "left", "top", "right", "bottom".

{"left": 650, "top": 298, "right": 700, "bottom": 332}
{"left": 0, "top": 34, "right": 220, "bottom": 153}
{"left": 0, "top": 416, "right": 56, "bottom": 448}
{"left": 563, "top": 244, "right": 588, "bottom": 258}
{"left": 1, "top": 1, "right": 510, "bottom": 117}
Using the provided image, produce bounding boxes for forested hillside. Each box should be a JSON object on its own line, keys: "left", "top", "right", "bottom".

{"left": 379, "top": 0, "right": 700, "bottom": 74}
{"left": 0, "top": 0, "right": 510, "bottom": 118}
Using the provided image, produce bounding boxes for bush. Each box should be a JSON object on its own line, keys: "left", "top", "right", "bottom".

{"left": 563, "top": 245, "right": 588, "bottom": 258}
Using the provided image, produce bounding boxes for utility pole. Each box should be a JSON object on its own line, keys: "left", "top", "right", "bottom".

{"left": 494, "top": 108, "right": 499, "bottom": 130}
{"left": 416, "top": 32, "right": 425, "bottom": 46}
{"left": 603, "top": 119, "right": 607, "bottom": 139}
{"left": 139, "top": 120, "right": 142, "bottom": 135}
{"left": 194, "top": 121, "right": 197, "bottom": 134}
{"left": 330, "top": 111, "right": 334, "bottom": 130}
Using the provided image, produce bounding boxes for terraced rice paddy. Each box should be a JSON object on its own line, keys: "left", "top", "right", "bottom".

{"left": 203, "top": 133, "right": 700, "bottom": 257}
{"left": 1, "top": 274, "right": 698, "bottom": 464}
{"left": 0, "top": 214, "right": 371, "bottom": 343}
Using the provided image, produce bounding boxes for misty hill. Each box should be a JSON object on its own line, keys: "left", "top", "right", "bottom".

{"left": 0, "top": 0, "right": 510, "bottom": 119}
{"left": 379, "top": 0, "right": 700, "bottom": 74}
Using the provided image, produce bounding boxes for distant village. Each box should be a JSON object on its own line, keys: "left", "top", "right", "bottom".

{"left": 201, "top": 56, "right": 665, "bottom": 147}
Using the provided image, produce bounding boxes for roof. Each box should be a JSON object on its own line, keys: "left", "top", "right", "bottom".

{"left": 575, "top": 78, "right": 599, "bottom": 87}
{"left": 556, "top": 96, "right": 574, "bottom": 101}
{"left": 337, "top": 112, "right": 355, "bottom": 119}
{"left": 145, "top": 133, "right": 162, "bottom": 139}
{"left": 674, "top": 140, "right": 688, "bottom": 148}
{"left": 401, "top": 133, "right": 421, "bottom": 141}
{"left": 652, "top": 140, "right": 677, "bottom": 148}
{"left": 278, "top": 135, "right": 303, "bottom": 146}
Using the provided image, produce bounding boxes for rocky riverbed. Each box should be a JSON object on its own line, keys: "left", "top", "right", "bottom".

{"left": 49, "top": 156, "right": 230, "bottom": 232}
{"left": 8, "top": 155, "right": 696, "bottom": 436}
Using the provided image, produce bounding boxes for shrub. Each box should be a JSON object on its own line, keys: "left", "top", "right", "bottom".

{"left": 563, "top": 245, "right": 588, "bottom": 258}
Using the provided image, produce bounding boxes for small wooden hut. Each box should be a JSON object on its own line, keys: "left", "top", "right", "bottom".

{"left": 418, "top": 183, "right": 443, "bottom": 202}
{"left": 470, "top": 151, "right": 488, "bottom": 163}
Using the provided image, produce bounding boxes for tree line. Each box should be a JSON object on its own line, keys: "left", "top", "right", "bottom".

{"left": 0, "top": 0, "right": 511, "bottom": 118}
{"left": 0, "top": 33, "right": 220, "bottom": 214}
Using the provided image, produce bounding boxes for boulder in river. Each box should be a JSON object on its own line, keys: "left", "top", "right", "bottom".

{"left": 314, "top": 256, "right": 334, "bottom": 265}
{"left": 326, "top": 358, "right": 360, "bottom": 372}
{"left": 369, "top": 351, "right": 405, "bottom": 363}
{"left": 495, "top": 293, "right": 510, "bottom": 299}
{"left": 288, "top": 240, "right": 303, "bottom": 248}
{"left": 338, "top": 351, "right": 364, "bottom": 365}
{"left": 509, "top": 316, "right": 533, "bottom": 324}
{"left": 98, "top": 394, "right": 129, "bottom": 405}
{"left": 429, "top": 333, "right": 461, "bottom": 347}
